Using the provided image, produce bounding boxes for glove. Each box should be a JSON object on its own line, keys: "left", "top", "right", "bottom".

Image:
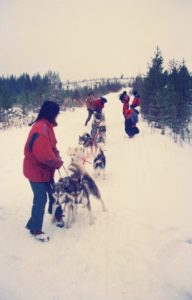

{"left": 55, "top": 159, "right": 63, "bottom": 169}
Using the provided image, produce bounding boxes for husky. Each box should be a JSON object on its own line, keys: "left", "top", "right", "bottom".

{"left": 78, "top": 132, "right": 97, "bottom": 155}
{"left": 91, "top": 112, "right": 106, "bottom": 145}
{"left": 79, "top": 132, "right": 93, "bottom": 148}
{"left": 52, "top": 163, "right": 106, "bottom": 228}
{"left": 93, "top": 148, "right": 106, "bottom": 179}
{"left": 93, "top": 111, "right": 106, "bottom": 123}
{"left": 67, "top": 145, "right": 89, "bottom": 166}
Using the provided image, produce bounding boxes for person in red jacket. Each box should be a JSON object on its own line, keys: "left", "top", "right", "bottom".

{"left": 85, "top": 92, "right": 95, "bottom": 126}
{"left": 93, "top": 97, "right": 107, "bottom": 113}
{"left": 85, "top": 94, "right": 107, "bottom": 125}
{"left": 24, "top": 101, "right": 63, "bottom": 242}
{"left": 119, "top": 91, "right": 130, "bottom": 104}
{"left": 119, "top": 91, "right": 130, "bottom": 116}
{"left": 122, "top": 95, "right": 130, "bottom": 116}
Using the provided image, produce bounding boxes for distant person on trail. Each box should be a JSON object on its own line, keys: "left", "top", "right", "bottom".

{"left": 23, "top": 101, "right": 64, "bottom": 242}
{"left": 85, "top": 94, "right": 107, "bottom": 126}
{"left": 122, "top": 95, "right": 130, "bottom": 116}
{"left": 119, "top": 91, "right": 130, "bottom": 104}
{"left": 85, "top": 92, "right": 95, "bottom": 126}
{"left": 119, "top": 91, "right": 130, "bottom": 116}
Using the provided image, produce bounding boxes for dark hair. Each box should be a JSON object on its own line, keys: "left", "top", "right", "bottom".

{"left": 30, "top": 100, "right": 60, "bottom": 126}
{"left": 133, "top": 91, "right": 140, "bottom": 97}
{"left": 101, "top": 97, "right": 107, "bottom": 104}
{"left": 88, "top": 92, "right": 94, "bottom": 97}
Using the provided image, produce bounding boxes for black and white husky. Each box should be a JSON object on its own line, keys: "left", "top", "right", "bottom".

{"left": 93, "top": 148, "right": 106, "bottom": 179}
{"left": 52, "top": 163, "right": 106, "bottom": 228}
{"left": 91, "top": 112, "right": 106, "bottom": 145}
{"left": 79, "top": 132, "right": 97, "bottom": 155}
{"left": 79, "top": 132, "right": 93, "bottom": 148}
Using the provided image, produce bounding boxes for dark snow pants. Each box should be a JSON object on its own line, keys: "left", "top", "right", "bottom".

{"left": 125, "top": 119, "right": 139, "bottom": 137}
{"left": 26, "top": 181, "right": 62, "bottom": 233}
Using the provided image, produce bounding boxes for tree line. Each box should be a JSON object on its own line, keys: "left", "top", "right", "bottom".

{"left": 0, "top": 71, "right": 123, "bottom": 125}
{"left": 132, "top": 47, "right": 192, "bottom": 142}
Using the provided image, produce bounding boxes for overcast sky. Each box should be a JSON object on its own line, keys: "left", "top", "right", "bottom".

{"left": 0, "top": 0, "right": 192, "bottom": 81}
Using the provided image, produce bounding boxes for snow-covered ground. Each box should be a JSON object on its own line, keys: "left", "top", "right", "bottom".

{"left": 0, "top": 92, "right": 192, "bottom": 300}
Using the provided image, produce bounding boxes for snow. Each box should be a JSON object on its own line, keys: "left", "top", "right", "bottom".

{"left": 0, "top": 91, "right": 192, "bottom": 300}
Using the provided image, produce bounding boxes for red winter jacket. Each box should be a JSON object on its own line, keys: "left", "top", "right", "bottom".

{"left": 124, "top": 108, "right": 134, "bottom": 120}
{"left": 124, "top": 95, "right": 130, "bottom": 103}
{"left": 123, "top": 96, "right": 130, "bottom": 115}
{"left": 86, "top": 98, "right": 95, "bottom": 110}
{"left": 93, "top": 99, "right": 104, "bottom": 112}
{"left": 23, "top": 119, "right": 63, "bottom": 182}
{"left": 131, "top": 96, "right": 141, "bottom": 108}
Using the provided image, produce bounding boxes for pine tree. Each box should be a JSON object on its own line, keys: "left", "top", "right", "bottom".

{"left": 132, "top": 47, "right": 192, "bottom": 142}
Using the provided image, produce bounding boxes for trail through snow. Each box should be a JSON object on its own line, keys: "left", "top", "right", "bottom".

{"left": 0, "top": 92, "right": 192, "bottom": 300}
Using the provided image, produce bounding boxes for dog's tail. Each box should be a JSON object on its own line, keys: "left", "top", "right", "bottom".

{"left": 82, "top": 173, "right": 101, "bottom": 199}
